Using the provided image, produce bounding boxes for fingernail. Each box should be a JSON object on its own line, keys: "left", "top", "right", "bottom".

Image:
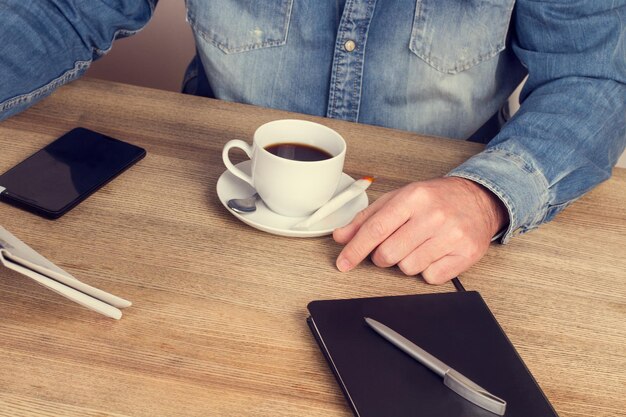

{"left": 337, "top": 257, "right": 352, "bottom": 272}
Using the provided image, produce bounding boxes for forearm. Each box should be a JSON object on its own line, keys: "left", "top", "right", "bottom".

{"left": 449, "top": 0, "right": 626, "bottom": 242}
{"left": 0, "top": 0, "right": 156, "bottom": 121}
{"left": 449, "top": 77, "right": 625, "bottom": 241}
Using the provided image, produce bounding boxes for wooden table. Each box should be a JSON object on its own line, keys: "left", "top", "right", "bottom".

{"left": 0, "top": 79, "right": 624, "bottom": 417}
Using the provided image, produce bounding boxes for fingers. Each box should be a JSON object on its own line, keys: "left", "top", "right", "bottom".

{"left": 335, "top": 196, "right": 412, "bottom": 272}
{"left": 333, "top": 191, "right": 395, "bottom": 244}
{"left": 333, "top": 178, "right": 495, "bottom": 280}
{"left": 396, "top": 227, "right": 487, "bottom": 284}
{"left": 421, "top": 254, "right": 477, "bottom": 285}
{"left": 370, "top": 217, "right": 431, "bottom": 267}
{"left": 408, "top": 233, "right": 487, "bottom": 284}
{"left": 395, "top": 237, "right": 449, "bottom": 276}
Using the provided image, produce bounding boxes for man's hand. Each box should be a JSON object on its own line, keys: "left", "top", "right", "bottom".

{"left": 333, "top": 177, "right": 508, "bottom": 284}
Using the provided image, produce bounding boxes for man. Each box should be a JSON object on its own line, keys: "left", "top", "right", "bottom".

{"left": 1, "top": 1, "right": 625, "bottom": 284}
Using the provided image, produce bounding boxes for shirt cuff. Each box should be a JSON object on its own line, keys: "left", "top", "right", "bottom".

{"left": 446, "top": 147, "right": 550, "bottom": 244}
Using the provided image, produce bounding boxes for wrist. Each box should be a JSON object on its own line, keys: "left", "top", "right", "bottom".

{"left": 449, "top": 177, "right": 509, "bottom": 237}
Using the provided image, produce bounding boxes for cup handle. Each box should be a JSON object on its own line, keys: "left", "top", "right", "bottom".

{"left": 222, "top": 139, "right": 254, "bottom": 187}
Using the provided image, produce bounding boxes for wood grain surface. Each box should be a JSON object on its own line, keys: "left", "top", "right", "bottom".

{"left": 0, "top": 79, "right": 624, "bottom": 417}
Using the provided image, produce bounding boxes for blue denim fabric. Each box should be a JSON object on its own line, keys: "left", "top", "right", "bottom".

{"left": 448, "top": 1, "right": 626, "bottom": 241}
{"left": 1, "top": 1, "right": 625, "bottom": 243}
{"left": 0, "top": 0, "right": 155, "bottom": 120}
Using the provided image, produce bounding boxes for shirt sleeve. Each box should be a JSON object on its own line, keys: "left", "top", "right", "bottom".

{"left": 0, "top": 0, "right": 156, "bottom": 121}
{"left": 447, "top": 0, "right": 626, "bottom": 243}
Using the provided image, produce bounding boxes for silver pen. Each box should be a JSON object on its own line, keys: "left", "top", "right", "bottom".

{"left": 364, "top": 317, "right": 507, "bottom": 416}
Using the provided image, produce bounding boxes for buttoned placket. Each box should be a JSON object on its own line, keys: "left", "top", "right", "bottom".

{"left": 326, "top": 0, "right": 377, "bottom": 122}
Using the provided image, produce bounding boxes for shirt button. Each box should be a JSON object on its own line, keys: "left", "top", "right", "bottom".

{"left": 344, "top": 40, "right": 356, "bottom": 52}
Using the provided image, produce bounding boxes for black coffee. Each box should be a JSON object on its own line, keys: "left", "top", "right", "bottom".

{"left": 265, "top": 142, "right": 333, "bottom": 162}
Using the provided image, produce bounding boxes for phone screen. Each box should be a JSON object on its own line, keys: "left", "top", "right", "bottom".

{"left": 0, "top": 128, "right": 146, "bottom": 218}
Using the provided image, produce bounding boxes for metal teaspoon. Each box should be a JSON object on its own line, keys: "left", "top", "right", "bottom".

{"left": 227, "top": 193, "right": 259, "bottom": 213}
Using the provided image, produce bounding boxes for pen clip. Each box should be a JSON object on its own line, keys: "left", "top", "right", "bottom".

{"left": 444, "top": 369, "right": 507, "bottom": 415}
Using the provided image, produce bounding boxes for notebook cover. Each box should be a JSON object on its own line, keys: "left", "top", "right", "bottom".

{"left": 307, "top": 291, "right": 558, "bottom": 417}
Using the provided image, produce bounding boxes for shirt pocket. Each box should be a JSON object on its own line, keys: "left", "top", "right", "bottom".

{"left": 186, "top": 0, "right": 294, "bottom": 54}
{"left": 410, "top": 0, "right": 515, "bottom": 74}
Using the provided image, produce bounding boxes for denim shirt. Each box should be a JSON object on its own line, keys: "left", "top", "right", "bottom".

{"left": 1, "top": 0, "right": 625, "bottom": 242}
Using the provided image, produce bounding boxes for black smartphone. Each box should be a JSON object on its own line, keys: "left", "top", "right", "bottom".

{"left": 0, "top": 127, "right": 146, "bottom": 219}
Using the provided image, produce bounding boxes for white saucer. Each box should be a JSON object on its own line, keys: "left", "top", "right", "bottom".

{"left": 216, "top": 161, "right": 369, "bottom": 238}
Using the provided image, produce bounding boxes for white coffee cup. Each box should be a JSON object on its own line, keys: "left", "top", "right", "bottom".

{"left": 222, "top": 119, "right": 346, "bottom": 217}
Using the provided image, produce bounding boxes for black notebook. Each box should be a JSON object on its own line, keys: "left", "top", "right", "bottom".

{"left": 307, "top": 291, "right": 558, "bottom": 417}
